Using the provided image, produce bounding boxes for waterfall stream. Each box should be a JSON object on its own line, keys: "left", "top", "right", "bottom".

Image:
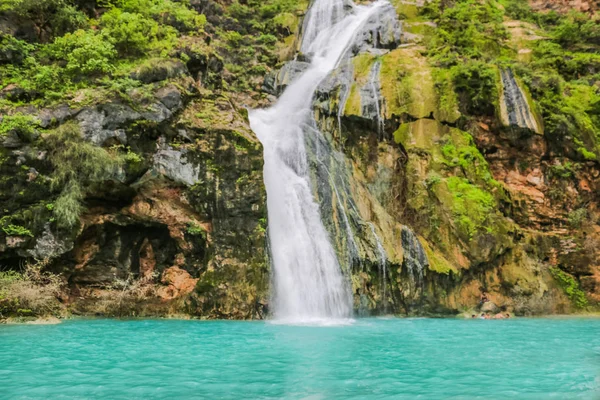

{"left": 249, "top": 0, "right": 385, "bottom": 323}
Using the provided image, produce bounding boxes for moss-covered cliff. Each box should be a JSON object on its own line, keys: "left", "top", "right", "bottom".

{"left": 1, "top": 0, "right": 599, "bottom": 320}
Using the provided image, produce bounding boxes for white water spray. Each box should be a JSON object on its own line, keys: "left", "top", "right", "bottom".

{"left": 249, "top": 0, "right": 385, "bottom": 323}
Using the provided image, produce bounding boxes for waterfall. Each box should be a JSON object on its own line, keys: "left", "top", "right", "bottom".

{"left": 300, "top": 0, "right": 346, "bottom": 53}
{"left": 249, "top": 0, "right": 385, "bottom": 323}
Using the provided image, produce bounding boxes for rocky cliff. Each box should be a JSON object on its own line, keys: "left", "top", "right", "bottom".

{"left": 1, "top": 0, "right": 599, "bottom": 320}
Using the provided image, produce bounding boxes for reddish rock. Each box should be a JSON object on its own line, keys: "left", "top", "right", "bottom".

{"left": 158, "top": 266, "right": 198, "bottom": 300}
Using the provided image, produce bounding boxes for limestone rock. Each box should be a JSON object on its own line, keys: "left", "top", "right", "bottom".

{"left": 27, "top": 224, "right": 73, "bottom": 260}
{"left": 152, "top": 140, "right": 200, "bottom": 186}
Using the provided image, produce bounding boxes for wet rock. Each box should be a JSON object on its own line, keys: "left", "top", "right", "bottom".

{"left": 401, "top": 226, "right": 428, "bottom": 288}
{"left": 140, "top": 102, "right": 172, "bottom": 124}
{"left": 27, "top": 168, "right": 38, "bottom": 182}
{"left": 138, "top": 238, "right": 156, "bottom": 279}
{"left": 0, "top": 131, "right": 23, "bottom": 149}
{"left": 0, "top": 84, "right": 30, "bottom": 102}
{"left": 352, "top": 3, "right": 401, "bottom": 53}
{"left": 6, "top": 236, "right": 27, "bottom": 249}
{"left": 268, "top": 61, "right": 311, "bottom": 95}
{"left": 359, "top": 60, "right": 384, "bottom": 133}
{"left": 262, "top": 72, "right": 278, "bottom": 96}
{"left": 499, "top": 68, "right": 542, "bottom": 135}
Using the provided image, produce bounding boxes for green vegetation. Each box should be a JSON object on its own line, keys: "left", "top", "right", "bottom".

{"left": 549, "top": 267, "right": 588, "bottom": 309}
{"left": 186, "top": 222, "right": 205, "bottom": 237}
{"left": 0, "top": 0, "right": 206, "bottom": 104}
{"left": 0, "top": 113, "right": 39, "bottom": 139}
{"left": 0, "top": 260, "right": 64, "bottom": 319}
{"left": 420, "top": 0, "right": 600, "bottom": 158}
{"left": 445, "top": 177, "right": 495, "bottom": 239}
{"left": 45, "top": 124, "right": 123, "bottom": 228}
{"left": 1, "top": 223, "right": 33, "bottom": 237}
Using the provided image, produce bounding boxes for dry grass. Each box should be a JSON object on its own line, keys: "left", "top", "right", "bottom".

{"left": 0, "top": 259, "right": 65, "bottom": 319}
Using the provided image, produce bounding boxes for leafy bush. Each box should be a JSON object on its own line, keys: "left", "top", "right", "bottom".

{"left": 0, "top": 34, "right": 34, "bottom": 64}
{"left": 186, "top": 222, "right": 205, "bottom": 237}
{"left": 553, "top": 11, "right": 600, "bottom": 47}
{"left": 101, "top": 9, "right": 162, "bottom": 56}
{"left": 1, "top": 224, "right": 33, "bottom": 237}
{"left": 428, "top": 0, "right": 508, "bottom": 63}
{"left": 47, "top": 30, "right": 117, "bottom": 75}
{"left": 450, "top": 61, "right": 499, "bottom": 116}
{"left": 1, "top": 0, "right": 87, "bottom": 42}
{"left": 104, "top": 0, "right": 206, "bottom": 32}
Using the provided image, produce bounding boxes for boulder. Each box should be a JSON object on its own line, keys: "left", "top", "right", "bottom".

{"left": 480, "top": 301, "right": 500, "bottom": 314}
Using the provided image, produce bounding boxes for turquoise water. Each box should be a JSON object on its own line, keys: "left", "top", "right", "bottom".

{"left": 1, "top": 318, "right": 599, "bottom": 399}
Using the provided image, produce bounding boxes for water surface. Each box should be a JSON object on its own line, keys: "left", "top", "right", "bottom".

{"left": 1, "top": 318, "right": 599, "bottom": 399}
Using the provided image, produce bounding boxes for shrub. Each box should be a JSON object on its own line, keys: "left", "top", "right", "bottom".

{"left": 101, "top": 9, "right": 161, "bottom": 55}
{"left": 1, "top": 224, "right": 33, "bottom": 237}
{"left": 428, "top": 0, "right": 508, "bottom": 63}
{"left": 106, "top": 0, "right": 206, "bottom": 32}
{"left": 186, "top": 222, "right": 205, "bottom": 237}
{"left": 0, "top": 34, "right": 34, "bottom": 64}
{"left": 47, "top": 30, "right": 117, "bottom": 75}
{"left": 568, "top": 208, "right": 588, "bottom": 228}
{"left": 450, "top": 61, "right": 498, "bottom": 116}
{"left": 1, "top": 0, "right": 87, "bottom": 42}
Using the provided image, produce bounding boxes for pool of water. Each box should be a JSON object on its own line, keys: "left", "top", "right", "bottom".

{"left": 1, "top": 318, "right": 599, "bottom": 399}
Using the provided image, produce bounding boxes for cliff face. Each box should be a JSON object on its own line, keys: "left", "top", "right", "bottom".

{"left": 1, "top": 0, "right": 599, "bottom": 319}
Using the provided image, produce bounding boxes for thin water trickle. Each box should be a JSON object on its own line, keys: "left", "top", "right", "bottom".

{"left": 367, "top": 60, "right": 384, "bottom": 138}
{"left": 369, "top": 223, "right": 388, "bottom": 312}
{"left": 249, "top": 0, "right": 386, "bottom": 322}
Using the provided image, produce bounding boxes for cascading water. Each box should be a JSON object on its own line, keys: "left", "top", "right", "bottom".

{"left": 368, "top": 223, "right": 388, "bottom": 313}
{"left": 249, "top": 0, "right": 385, "bottom": 323}
{"left": 300, "top": 0, "right": 345, "bottom": 53}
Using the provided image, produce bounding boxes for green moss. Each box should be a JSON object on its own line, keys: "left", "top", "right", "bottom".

{"left": 439, "top": 129, "right": 494, "bottom": 184}
{"left": 442, "top": 177, "right": 496, "bottom": 239}
{"left": 343, "top": 53, "right": 377, "bottom": 116}
{"left": 432, "top": 68, "right": 461, "bottom": 123}
{"left": 549, "top": 267, "right": 588, "bottom": 309}
{"left": 379, "top": 48, "right": 437, "bottom": 119}
{"left": 0, "top": 114, "right": 39, "bottom": 139}
{"left": 420, "top": 238, "right": 457, "bottom": 274}
{"left": 186, "top": 222, "right": 206, "bottom": 238}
